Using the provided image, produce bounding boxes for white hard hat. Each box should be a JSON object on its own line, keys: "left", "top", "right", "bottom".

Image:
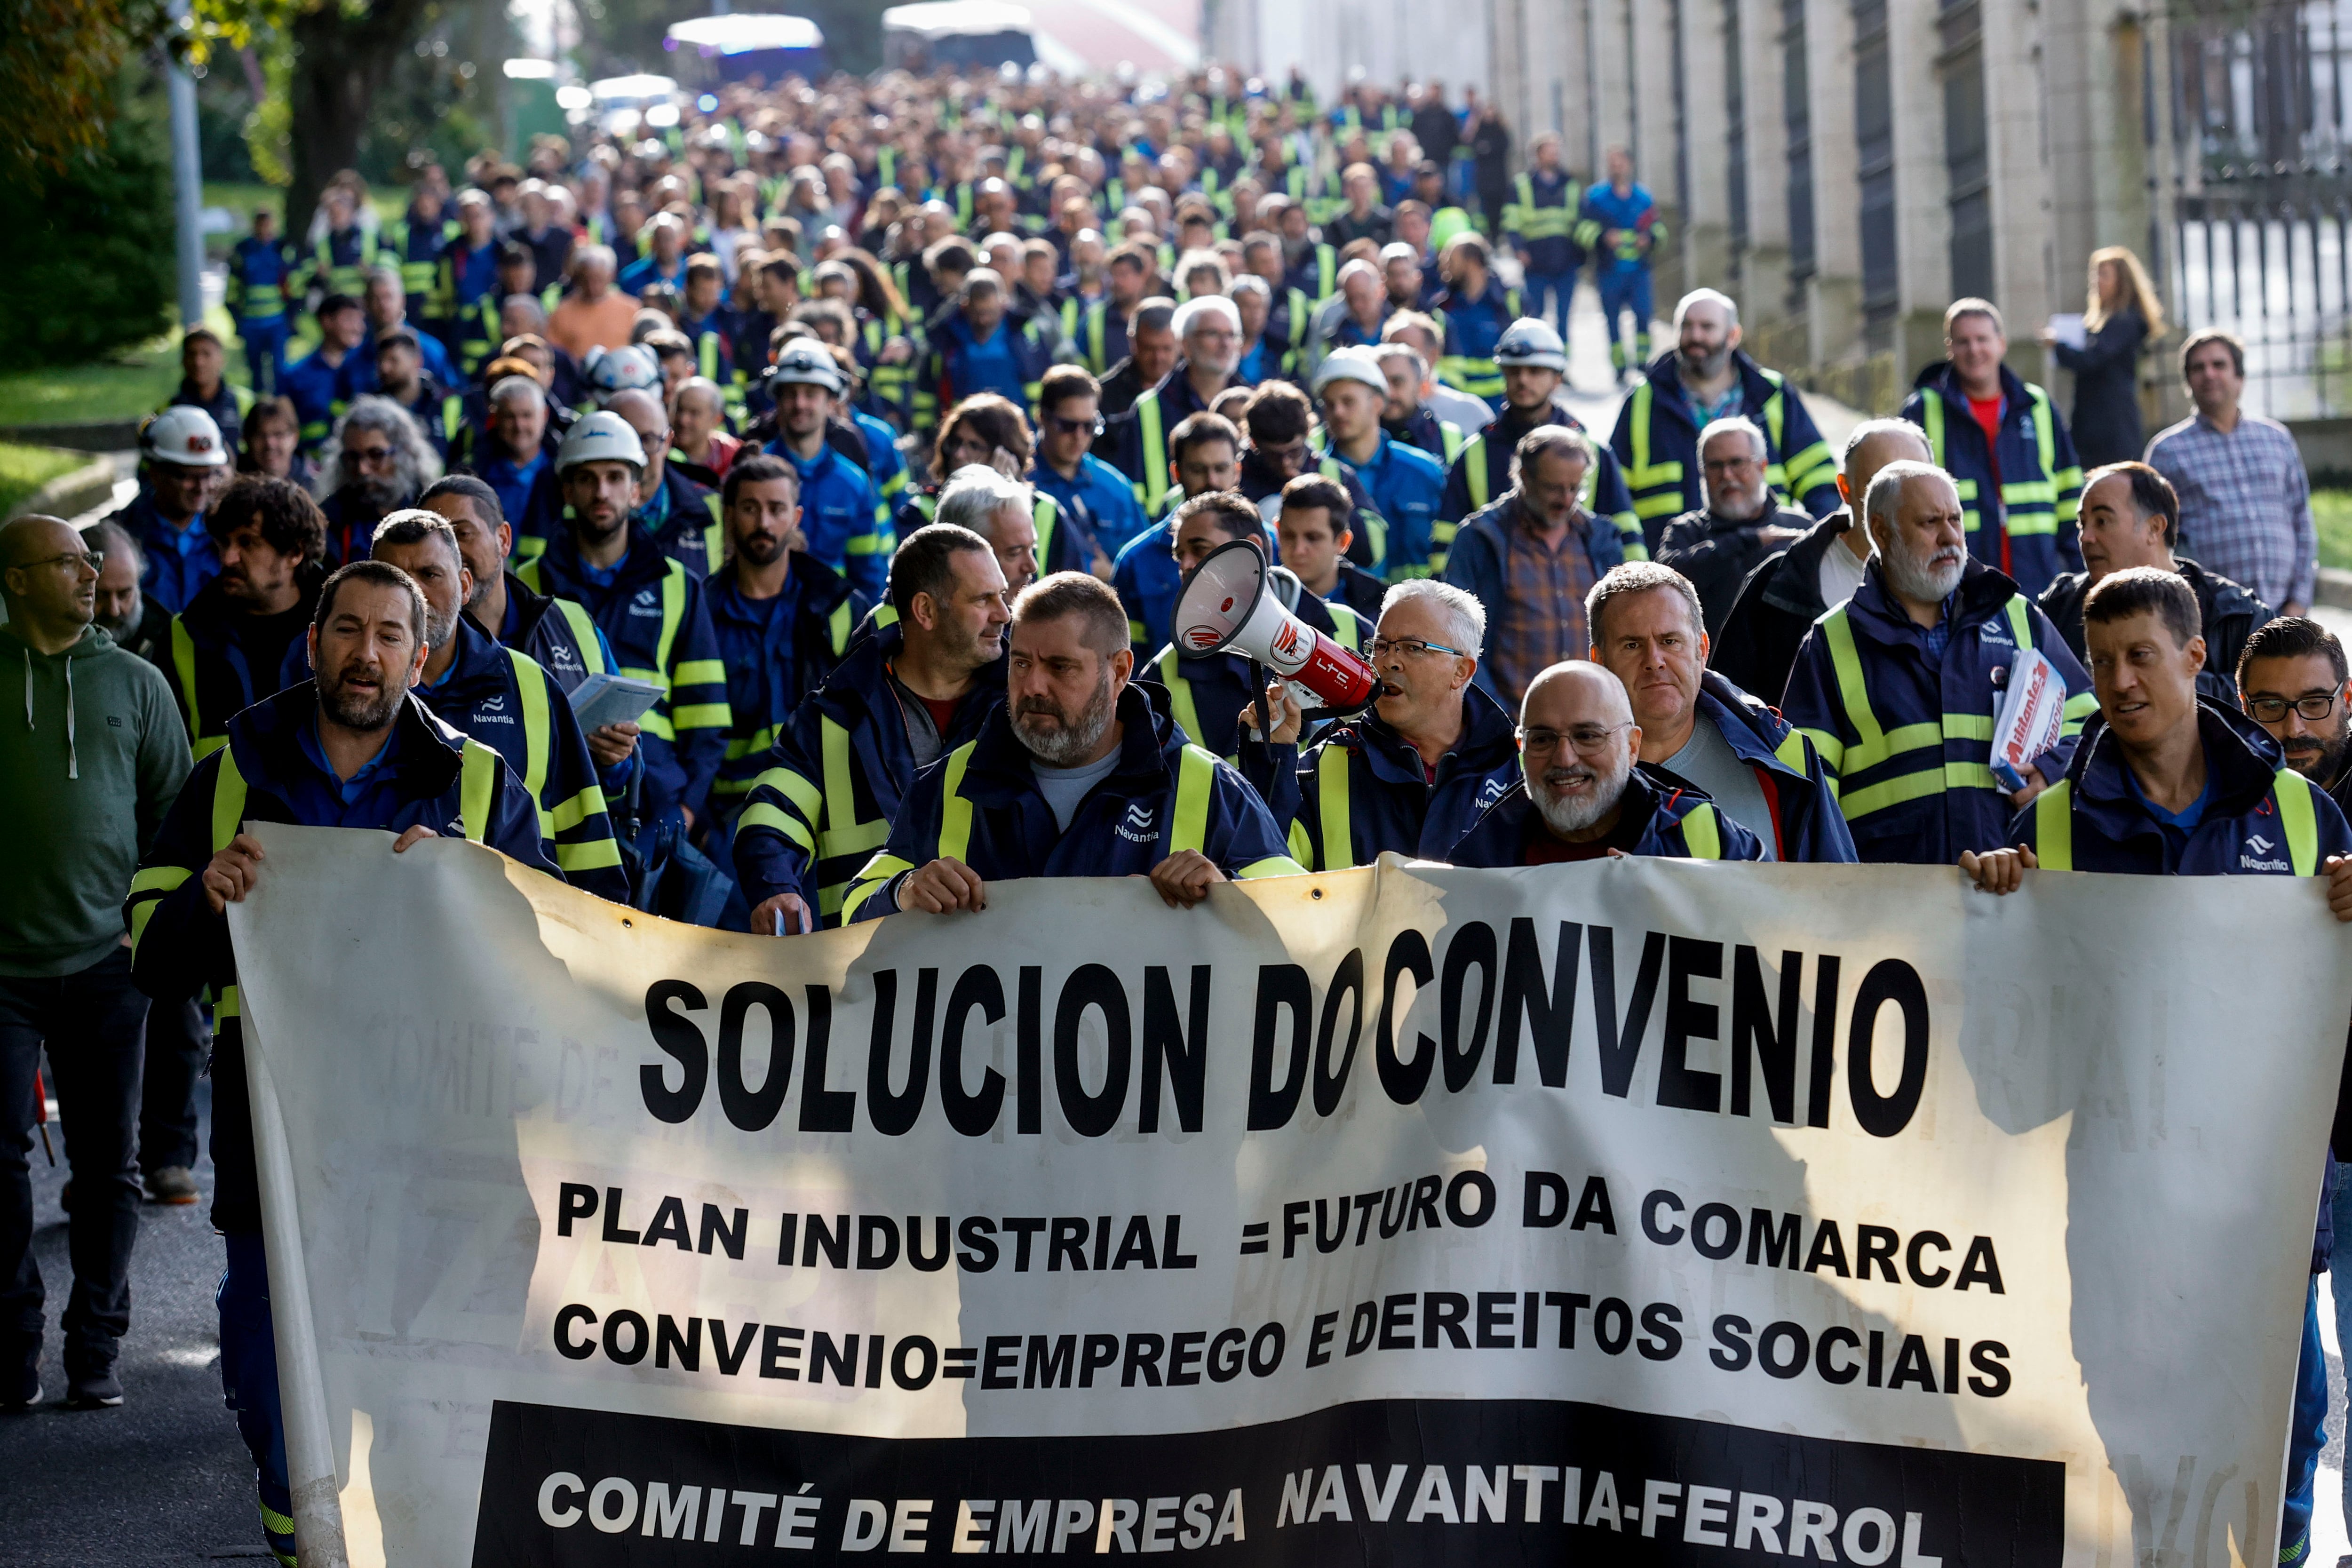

{"left": 583, "top": 343, "right": 663, "bottom": 400}
{"left": 1311, "top": 347, "right": 1390, "bottom": 398}
{"left": 555, "top": 409, "right": 649, "bottom": 473}
{"left": 142, "top": 406, "right": 230, "bottom": 468}
{"left": 766, "top": 340, "right": 844, "bottom": 394}
{"left": 1493, "top": 316, "right": 1569, "bottom": 371}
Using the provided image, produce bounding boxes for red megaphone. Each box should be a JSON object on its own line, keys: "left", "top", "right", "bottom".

{"left": 1171, "top": 539, "right": 1379, "bottom": 710}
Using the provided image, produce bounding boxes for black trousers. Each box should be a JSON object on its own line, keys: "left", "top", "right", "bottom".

{"left": 137, "top": 992, "right": 207, "bottom": 1174}
{"left": 0, "top": 947, "right": 148, "bottom": 1370}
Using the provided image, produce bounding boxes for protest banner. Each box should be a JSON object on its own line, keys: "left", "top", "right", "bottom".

{"left": 228, "top": 823, "right": 2351, "bottom": 1565}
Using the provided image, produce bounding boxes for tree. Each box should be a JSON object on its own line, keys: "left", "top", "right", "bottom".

{"left": 0, "top": 76, "right": 174, "bottom": 370}
{"left": 0, "top": 0, "right": 159, "bottom": 182}
{"left": 280, "top": 0, "right": 439, "bottom": 235}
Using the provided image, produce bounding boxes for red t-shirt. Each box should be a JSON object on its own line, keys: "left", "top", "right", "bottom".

{"left": 919, "top": 694, "right": 961, "bottom": 736}
{"left": 1968, "top": 394, "right": 2006, "bottom": 571}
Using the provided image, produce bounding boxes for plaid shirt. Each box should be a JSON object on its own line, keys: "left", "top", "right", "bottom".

{"left": 2144, "top": 410, "right": 2316, "bottom": 610}
{"left": 1490, "top": 497, "right": 1602, "bottom": 708}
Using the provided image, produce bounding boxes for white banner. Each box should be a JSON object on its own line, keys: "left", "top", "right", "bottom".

{"left": 230, "top": 824, "right": 2351, "bottom": 1566}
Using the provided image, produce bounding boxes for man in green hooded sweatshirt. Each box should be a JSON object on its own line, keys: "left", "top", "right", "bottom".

{"left": 0, "top": 513, "right": 191, "bottom": 1411}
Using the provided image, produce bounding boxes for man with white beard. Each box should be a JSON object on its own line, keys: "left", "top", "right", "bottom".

{"left": 1447, "top": 661, "right": 1764, "bottom": 864}
{"left": 845, "top": 572, "right": 1303, "bottom": 921}
{"left": 1781, "top": 460, "right": 2093, "bottom": 865}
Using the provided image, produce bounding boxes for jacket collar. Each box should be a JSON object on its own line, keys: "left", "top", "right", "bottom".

{"left": 1759, "top": 509, "right": 1863, "bottom": 618}
{"left": 1351, "top": 683, "right": 1519, "bottom": 786}
{"left": 1481, "top": 764, "right": 1679, "bottom": 855}
{"left": 1914, "top": 358, "right": 2031, "bottom": 411}
{"left": 1639, "top": 349, "right": 1776, "bottom": 423}
{"left": 1844, "top": 557, "right": 2020, "bottom": 648}
{"left": 2069, "top": 700, "right": 2287, "bottom": 823}
{"left": 419, "top": 615, "right": 513, "bottom": 703}
{"left": 225, "top": 682, "right": 467, "bottom": 802}
{"left": 1491, "top": 399, "right": 1586, "bottom": 445}
{"left": 542, "top": 520, "right": 669, "bottom": 591}
{"left": 1694, "top": 671, "right": 1804, "bottom": 770}
{"left": 706, "top": 552, "right": 851, "bottom": 628}
{"left": 963, "top": 682, "right": 1176, "bottom": 804}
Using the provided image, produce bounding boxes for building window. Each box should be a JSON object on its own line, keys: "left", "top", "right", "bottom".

{"left": 1855, "top": 0, "right": 1899, "bottom": 345}
{"left": 1785, "top": 0, "right": 1814, "bottom": 295}
{"left": 1726, "top": 0, "right": 1749, "bottom": 278}
{"left": 1940, "top": 0, "right": 1994, "bottom": 302}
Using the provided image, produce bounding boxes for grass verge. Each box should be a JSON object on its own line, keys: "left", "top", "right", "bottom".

{"left": 0, "top": 443, "right": 90, "bottom": 517}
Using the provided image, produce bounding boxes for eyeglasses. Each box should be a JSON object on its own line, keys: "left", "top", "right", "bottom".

{"left": 12, "top": 550, "right": 103, "bottom": 574}
{"left": 2247, "top": 692, "right": 2341, "bottom": 723}
{"left": 1518, "top": 721, "right": 1631, "bottom": 756}
{"left": 1370, "top": 637, "right": 1465, "bottom": 660}
{"left": 1046, "top": 412, "right": 1105, "bottom": 438}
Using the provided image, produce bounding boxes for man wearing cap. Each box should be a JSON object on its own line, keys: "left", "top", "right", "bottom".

{"left": 107, "top": 407, "right": 230, "bottom": 616}
{"left": 1440, "top": 316, "right": 1644, "bottom": 564}
{"left": 919, "top": 268, "right": 1059, "bottom": 424}
{"left": 760, "top": 341, "right": 894, "bottom": 600}
{"left": 517, "top": 412, "right": 732, "bottom": 832}
{"left": 1315, "top": 348, "right": 1448, "bottom": 578}
{"left": 1110, "top": 295, "right": 1247, "bottom": 515}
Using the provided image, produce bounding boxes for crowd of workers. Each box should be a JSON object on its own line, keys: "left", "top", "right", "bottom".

{"left": 2, "top": 59, "right": 2348, "bottom": 1566}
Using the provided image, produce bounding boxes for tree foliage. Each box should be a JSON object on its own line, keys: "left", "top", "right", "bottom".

{"left": 0, "top": 79, "right": 173, "bottom": 371}
{"left": 0, "top": 0, "right": 163, "bottom": 182}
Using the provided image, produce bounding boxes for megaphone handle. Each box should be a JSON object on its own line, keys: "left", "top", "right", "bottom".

{"left": 1250, "top": 659, "right": 1274, "bottom": 746}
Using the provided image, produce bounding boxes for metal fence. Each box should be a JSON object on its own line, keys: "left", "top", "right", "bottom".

{"left": 2169, "top": 0, "right": 2352, "bottom": 418}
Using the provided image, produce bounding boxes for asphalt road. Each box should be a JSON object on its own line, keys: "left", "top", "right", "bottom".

{"left": 0, "top": 1079, "right": 268, "bottom": 1565}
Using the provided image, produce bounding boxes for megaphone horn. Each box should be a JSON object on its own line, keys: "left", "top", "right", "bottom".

{"left": 1171, "top": 538, "right": 1378, "bottom": 711}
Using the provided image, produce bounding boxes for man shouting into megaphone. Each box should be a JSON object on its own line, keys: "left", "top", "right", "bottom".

{"left": 843, "top": 564, "right": 1306, "bottom": 920}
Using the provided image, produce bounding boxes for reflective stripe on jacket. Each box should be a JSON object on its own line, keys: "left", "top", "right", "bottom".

{"left": 1901, "top": 361, "right": 2085, "bottom": 597}
{"left": 845, "top": 684, "right": 1302, "bottom": 921}
{"left": 1780, "top": 558, "right": 2094, "bottom": 864}
{"left": 1610, "top": 351, "right": 1840, "bottom": 539}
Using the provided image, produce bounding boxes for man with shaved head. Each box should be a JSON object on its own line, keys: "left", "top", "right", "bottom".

{"left": 1447, "top": 659, "right": 1764, "bottom": 863}
{"left": 0, "top": 514, "right": 191, "bottom": 1410}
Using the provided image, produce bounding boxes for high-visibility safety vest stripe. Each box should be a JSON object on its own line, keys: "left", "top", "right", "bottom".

{"left": 2279, "top": 768, "right": 2322, "bottom": 876}
{"left": 1033, "top": 495, "right": 1058, "bottom": 576}
{"left": 1135, "top": 390, "right": 1168, "bottom": 512}
{"left": 820, "top": 716, "right": 890, "bottom": 858}
{"left": 1171, "top": 746, "right": 1216, "bottom": 855}
{"left": 1817, "top": 594, "right": 2046, "bottom": 816}
{"left": 937, "top": 743, "right": 979, "bottom": 862}
{"left": 2034, "top": 783, "right": 2075, "bottom": 869}
{"left": 1153, "top": 648, "right": 1216, "bottom": 759}
{"left": 168, "top": 617, "right": 225, "bottom": 758}
{"left": 1680, "top": 801, "right": 1722, "bottom": 860}
{"left": 843, "top": 854, "right": 917, "bottom": 921}
{"left": 1316, "top": 744, "right": 1353, "bottom": 870}
{"left": 126, "top": 865, "right": 191, "bottom": 952}
{"left": 2036, "top": 767, "right": 2317, "bottom": 874}
{"left": 213, "top": 749, "right": 251, "bottom": 854}
{"left": 505, "top": 648, "right": 552, "bottom": 822}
